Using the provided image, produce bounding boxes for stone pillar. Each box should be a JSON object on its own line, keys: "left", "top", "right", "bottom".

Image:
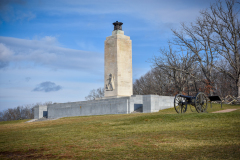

{"left": 104, "top": 21, "right": 132, "bottom": 97}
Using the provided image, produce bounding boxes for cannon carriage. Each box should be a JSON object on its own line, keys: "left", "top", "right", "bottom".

{"left": 174, "top": 92, "right": 208, "bottom": 113}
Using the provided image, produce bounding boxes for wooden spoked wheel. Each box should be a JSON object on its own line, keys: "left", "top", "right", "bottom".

{"left": 195, "top": 92, "right": 208, "bottom": 113}
{"left": 174, "top": 94, "right": 187, "bottom": 113}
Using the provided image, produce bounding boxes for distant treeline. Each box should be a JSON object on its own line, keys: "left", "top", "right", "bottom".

{"left": 0, "top": 102, "right": 52, "bottom": 121}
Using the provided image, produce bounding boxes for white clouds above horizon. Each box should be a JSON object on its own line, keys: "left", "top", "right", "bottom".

{"left": 0, "top": 35, "right": 104, "bottom": 111}
{"left": 0, "top": 36, "right": 103, "bottom": 72}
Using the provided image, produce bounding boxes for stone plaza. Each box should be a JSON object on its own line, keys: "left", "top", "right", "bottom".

{"left": 34, "top": 21, "right": 174, "bottom": 119}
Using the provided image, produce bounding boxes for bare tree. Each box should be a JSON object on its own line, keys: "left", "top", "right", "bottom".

{"left": 133, "top": 0, "right": 239, "bottom": 98}
{"left": 133, "top": 67, "right": 175, "bottom": 95}
{"left": 0, "top": 101, "right": 52, "bottom": 121}
{"left": 205, "top": 0, "right": 240, "bottom": 96}
{"left": 85, "top": 87, "right": 104, "bottom": 100}
{"left": 151, "top": 44, "right": 199, "bottom": 95}
{"left": 171, "top": 0, "right": 240, "bottom": 96}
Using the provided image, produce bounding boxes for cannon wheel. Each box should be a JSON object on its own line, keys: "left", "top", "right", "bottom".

{"left": 174, "top": 94, "right": 187, "bottom": 113}
{"left": 195, "top": 92, "right": 208, "bottom": 113}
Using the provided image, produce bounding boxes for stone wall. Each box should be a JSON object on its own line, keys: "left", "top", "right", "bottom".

{"left": 34, "top": 95, "right": 174, "bottom": 119}
{"left": 46, "top": 97, "right": 130, "bottom": 119}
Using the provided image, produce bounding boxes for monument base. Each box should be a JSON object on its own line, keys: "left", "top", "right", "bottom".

{"left": 34, "top": 95, "right": 174, "bottom": 119}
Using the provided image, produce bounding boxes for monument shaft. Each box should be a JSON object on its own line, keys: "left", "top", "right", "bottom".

{"left": 104, "top": 29, "right": 132, "bottom": 97}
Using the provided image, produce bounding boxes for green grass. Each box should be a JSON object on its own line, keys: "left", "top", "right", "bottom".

{"left": 0, "top": 104, "right": 239, "bottom": 159}
{"left": 0, "top": 119, "right": 30, "bottom": 125}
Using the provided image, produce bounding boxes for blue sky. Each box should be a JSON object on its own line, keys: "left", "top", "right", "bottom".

{"left": 0, "top": 0, "right": 217, "bottom": 111}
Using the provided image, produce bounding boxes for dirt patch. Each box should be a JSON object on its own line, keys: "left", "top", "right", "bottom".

{"left": 212, "top": 109, "right": 237, "bottom": 113}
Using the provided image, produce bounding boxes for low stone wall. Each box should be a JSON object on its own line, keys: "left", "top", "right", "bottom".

{"left": 34, "top": 95, "right": 174, "bottom": 119}
{"left": 47, "top": 97, "right": 130, "bottom": 119}
{"left": 47, "top": 102, "right": 82, "bottom": 119}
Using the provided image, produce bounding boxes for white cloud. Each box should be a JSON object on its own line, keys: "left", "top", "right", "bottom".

{"left": 0, "top": 36, "right": 103, "bottom": 72}
{"left": 15, "top": 11, "right": 36, "bottom": 21}
{"left": 39, "top": 36, "right": 59, "bottom": 45}
{"left": 0, "top": 43, "right": 14, "bottom": 68}
{"left": 0, "top": 43, "right": 14, "bottom": 60}
{"left": 0, "top": 36, "right": 104, "bottom": 110}
{"left": 0, "top": 7, "right": 36, "bottom": 22}
{"left": 39, "top": 0, "right": 206, "bottom": 28}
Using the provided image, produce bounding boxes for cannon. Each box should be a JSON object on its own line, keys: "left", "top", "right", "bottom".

{"left": 174, "top": 92, "right": 208, "bottom": 113}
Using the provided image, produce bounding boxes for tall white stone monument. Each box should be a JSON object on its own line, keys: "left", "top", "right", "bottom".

{"left": 104, "top": 21, "right": 133, "bottom": 97}
{"left": 33, "top": 21, "right": 175, "bottom": 120}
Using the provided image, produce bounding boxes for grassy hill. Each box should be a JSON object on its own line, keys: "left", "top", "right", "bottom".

{"left": 0, "top": 104, "right": 240, "bottom": 159}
